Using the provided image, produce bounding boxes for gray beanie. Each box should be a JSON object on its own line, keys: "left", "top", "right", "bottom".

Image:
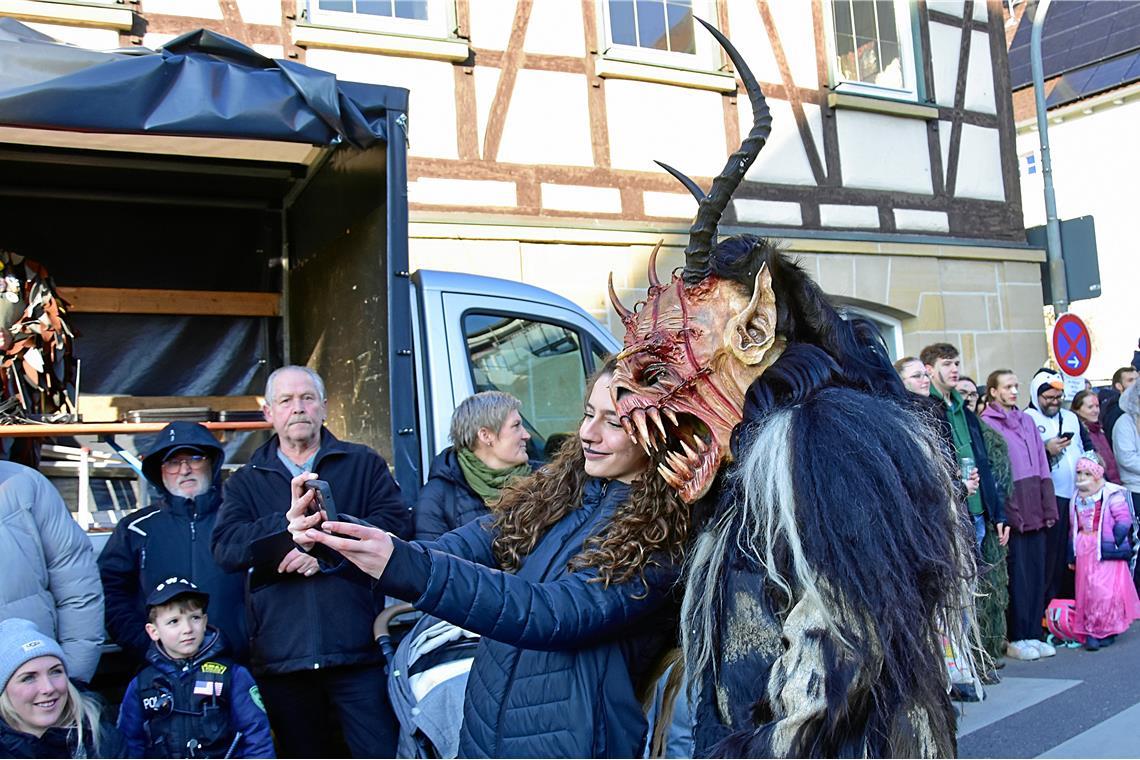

{"left": 0, "top": 618, "right": 66, "bottom": 690}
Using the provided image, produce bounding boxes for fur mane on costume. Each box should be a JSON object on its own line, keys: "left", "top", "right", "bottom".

{"left": 609, "top": 20, "right": 974, "bottom": 759}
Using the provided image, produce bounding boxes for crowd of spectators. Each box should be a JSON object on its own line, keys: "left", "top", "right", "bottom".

{"left": 1, "top": 346, "right": 1138, "bottom": 758}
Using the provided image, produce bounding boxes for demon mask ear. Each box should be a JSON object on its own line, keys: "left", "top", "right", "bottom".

{"left": 724, "top": 264, "right": 776, "bottom": 365}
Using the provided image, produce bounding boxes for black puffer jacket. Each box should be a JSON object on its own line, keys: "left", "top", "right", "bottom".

{"left": 413, "top": 447, "right": 537, "bottom": 540}
{"left": 98, "top": 422, "right": 248, "bottom": 663}
{"left": 383, "top": 478, "right": 680, "bottom": 758}
{"left": 211, "top": 428, "right": 409, "bottom": 675}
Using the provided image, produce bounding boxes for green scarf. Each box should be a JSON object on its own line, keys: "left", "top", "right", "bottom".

{"left": 457, "top": 447, "right": 531, "bottom": 505}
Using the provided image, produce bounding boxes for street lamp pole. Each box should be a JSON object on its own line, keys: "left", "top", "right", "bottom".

{"left": 1030, "top": 0, "right": 1069, "bottom": 313}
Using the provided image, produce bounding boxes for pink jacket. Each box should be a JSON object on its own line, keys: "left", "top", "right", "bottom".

{"left": 1069, "top": 482, "right": 1136, "bottom": 562}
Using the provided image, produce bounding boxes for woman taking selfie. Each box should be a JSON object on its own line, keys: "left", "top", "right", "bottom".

{"left": 0, "top": 618, "right": 124, "bottom": 758}
{"left": 288, "top": 359, "right": 688, "bottom": 758}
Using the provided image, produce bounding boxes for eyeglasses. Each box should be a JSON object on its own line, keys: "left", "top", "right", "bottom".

{"left": 161, "top": 455, "right": 209, "bottom": 473}
{"left": 962, "top": 391, "right": 979, "bottom": 400}
{"left": 1041, "top": 393, "right": 1063, "bottom": 403}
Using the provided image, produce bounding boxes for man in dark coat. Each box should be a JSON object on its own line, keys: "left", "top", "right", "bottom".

{"left": 99, "top": 421, "right": 247, "bottom": 664}
{"left": 211, "top": 365, "right": 409, "bottom": 759}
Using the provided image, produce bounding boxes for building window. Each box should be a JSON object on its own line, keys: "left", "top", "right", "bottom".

{"left": 839, "top": 305, "right": 904, "bottom": 361}
{"left": 608, "top": 0, "right": 695, "bottom": 54}
{"left": 305, "top": 0, "right": 454, "bottom": 38}
{"left": 825, "top": 0, "right": 918, "bottom": 100}
{"left": 599, "top": 0, "right": 722, "bottom": 73}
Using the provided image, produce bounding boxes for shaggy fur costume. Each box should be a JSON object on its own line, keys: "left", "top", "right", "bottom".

{"left": 668, "top": 240, "right": 972, "bottom": 757}
{"left": 607, "top": 21, "right": 975, "bottom": 757}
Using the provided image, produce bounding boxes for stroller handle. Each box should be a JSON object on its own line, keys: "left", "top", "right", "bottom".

{"left": 373, "top": 602, "right": 417, "bottom": 640}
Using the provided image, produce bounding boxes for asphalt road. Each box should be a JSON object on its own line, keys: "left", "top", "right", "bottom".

{"left": 958, "top": 627, "right": 1140, "bottom": 758}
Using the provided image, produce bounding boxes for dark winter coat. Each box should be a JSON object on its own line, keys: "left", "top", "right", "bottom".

{"left": 381, "top": 478, "right": 680, "bottom": 758}
{"left": 413, "top": 447, "right": 538, "bottom": 541}
{"left": 118, "top": 627, "right": 275, "bottom": 759}
{"left": 0, "top": 684, "right": 126, "bottom": 759}
{"left": 99, "top": 423, "right": 247, "bottom": 663}
{"left": 211, "top": 428, "right": 409, "bottom": 675}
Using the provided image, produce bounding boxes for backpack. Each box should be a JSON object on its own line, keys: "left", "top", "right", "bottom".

{"left": 1045, "top": 598, "right": 1085, "bottom": 646}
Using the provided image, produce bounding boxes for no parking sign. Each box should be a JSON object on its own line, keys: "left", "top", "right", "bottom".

{"left": 1052, "top": 313, "right": 1092, "bottom": 379}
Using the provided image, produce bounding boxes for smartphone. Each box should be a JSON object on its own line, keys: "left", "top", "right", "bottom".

{"left": 1058, "top": 431, "right": 1074, "bottom": 441}
{"left": 303, "top": 479, "right": 340, "bottom": 523}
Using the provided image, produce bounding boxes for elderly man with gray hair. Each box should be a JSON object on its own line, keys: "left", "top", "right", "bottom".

{"left": 414, "top": 390, "right": 536, "bottom": 540}
{"left": 212, "top": 364, "right": 409, "bottom": 758}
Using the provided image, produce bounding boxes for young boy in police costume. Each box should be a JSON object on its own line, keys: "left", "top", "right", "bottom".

{"left": 117, "top": 579, "right": 276, "bottom": 758}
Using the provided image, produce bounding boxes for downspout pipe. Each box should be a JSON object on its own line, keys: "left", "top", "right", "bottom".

{"left": 1031, "top": 0, "right": 1069, "bottom": 313}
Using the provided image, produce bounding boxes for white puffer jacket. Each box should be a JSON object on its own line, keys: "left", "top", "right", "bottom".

{"left": 1115, "top": 382, "right": 1140, "bottom": 492}
{"left": 0, "top": 461, "right": 103, "bottom": 682}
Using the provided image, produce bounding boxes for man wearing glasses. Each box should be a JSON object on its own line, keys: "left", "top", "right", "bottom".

{"left": 99, "top": 421, "right": 248, "bottom": 665}
{"left": 1026, "top": 368, "right": 1089, "bottom": 609}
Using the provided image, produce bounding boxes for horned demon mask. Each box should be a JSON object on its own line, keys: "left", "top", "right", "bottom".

{"left": 610, "top": 20, "right": 779, "bottom": 504}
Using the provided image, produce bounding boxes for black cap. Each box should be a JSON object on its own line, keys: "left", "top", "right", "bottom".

{"left": 162, "top": 445, "right": 209, "bottom": 462}
{"left": 146, "top": 577, "right": 209, "bottom": 609}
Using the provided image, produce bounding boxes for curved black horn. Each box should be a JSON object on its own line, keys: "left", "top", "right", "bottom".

{"left": 654, "top": 161, "right": 717, "bottom": 249}
{"left": 683, "top": 17, "right": 772, "bottom": 285}
{"left": 654, "top": 160, "right": 706, "bottom": 202}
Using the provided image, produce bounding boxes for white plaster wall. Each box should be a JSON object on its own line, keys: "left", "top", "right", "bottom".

{"left": 409, "top": 178, "right": 517, "bottom": 207}
{"left": 926, "top": 1, "right": 965, "bottom": 16}
{"left": 524, "top": 0, "right": 584, "bottom": 57}
{"left": 468, "top": 0, "right": 516, "bottom": 51}
{"left": 733, "top": 199, "right": 802, "bottom": 225}
{"left": 894, "top": 209, "right": 949, "bottom": 233}
{"left": 767, "top": 0, "right": 818, "bottom": 89}
{"left": 252, "top": 44, "right": 285, "bottom": 59}
{"left": 644, "top": 191, "right": 697, "bottom": 219}
{"left": 25, "top": 23, "right": 119, "bottom": 49}
{"left": 964, "top": 30, "right": 996, "bottom": 115}
{"left": 819, "top": 204, "right": 879, "bottom": 228}
{"left": 235, "top": 0, "right": 281, "bottom": 26}
{"left": 954, "top": 124, "right": 1004, "bottom": 200}
{"left": 142, "top": 32, "right": 178, "bottom": 50}
{"left": 837, "top": 111, "right": 932, "bottom": 194}
{"left": 1018, "top": 100, "right": 1140, "bottom": 381}
{"left": 745, "top": 99, "right": 816, "bottom": 186}
{"left": 305, "top": 49, "right": 458, "bottom": 159}
{"left": 142, "top": 0, "right": 222, "bottom": 18}
{"left": 498, "top": 70, "right": 593, "bottom": 166}
{"left": 928, "top": 22, "right": 961, "bottom": 109}
{"left": 721, "top": 2, "right": 782, "bottom": 85}
{"left": 541, "top": 184, "right": 621, "bottom": 214}
{"left": 605, "top": 80, "right": 727, "bottom": 175}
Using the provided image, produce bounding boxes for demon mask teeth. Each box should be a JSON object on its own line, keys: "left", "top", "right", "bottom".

{"left": 610, "top": 261, "right": 779, "bottom": 503}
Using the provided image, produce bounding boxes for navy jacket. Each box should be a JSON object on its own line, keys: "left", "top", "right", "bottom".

{"left": 118, "top": 627, "right": 275, "bottom": 758}
{"left": 413, "top": 448, "right": 538, "bottom": 541}
{"left": 0, "top": 684, "right": 126, "bottom": 759}
{"left": 212, "top": 428, "right": 409, "bottom": 675}
{"left": 382, "top": 478, "right": 680, "bottom": 758}
{"left": 99, "top": 423, "right": 248, "bottom": 663}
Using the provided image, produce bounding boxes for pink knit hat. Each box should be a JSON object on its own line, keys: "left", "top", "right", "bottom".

{"left": 1076, "top": 452, "right": 1105, "bottom": 481}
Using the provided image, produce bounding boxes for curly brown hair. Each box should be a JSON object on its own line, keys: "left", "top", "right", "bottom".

{"left": 489, "top": 367, "right": 689, "bottom": 589}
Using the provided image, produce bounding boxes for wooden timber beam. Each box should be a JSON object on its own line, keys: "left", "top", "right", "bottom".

{"left": 58, "top": 287, "right": 280, "bottom": 317}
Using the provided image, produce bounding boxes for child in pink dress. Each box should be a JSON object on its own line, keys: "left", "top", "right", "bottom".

{"left": 1068, "top": 452, "right": 1140, "bottom": 651}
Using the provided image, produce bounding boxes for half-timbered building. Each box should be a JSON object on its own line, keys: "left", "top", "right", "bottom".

{"left": 1, "top": 0, "right": 1049, "bottom": 381}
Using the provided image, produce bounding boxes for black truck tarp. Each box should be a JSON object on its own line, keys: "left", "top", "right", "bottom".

{"left": 0, "top": 19, "right": 420, "bottom": 497}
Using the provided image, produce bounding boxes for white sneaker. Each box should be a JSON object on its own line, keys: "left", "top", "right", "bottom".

{"left": 1006, "top": 640, "right": 1041, "bottom": 661}
{"left": 1028, "top": 639, "right": 1057, "bottom": 657}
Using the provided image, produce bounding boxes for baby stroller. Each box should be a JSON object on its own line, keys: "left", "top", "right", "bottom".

{"left": 374, "top": 604, "right": 480, "bottom": 759}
